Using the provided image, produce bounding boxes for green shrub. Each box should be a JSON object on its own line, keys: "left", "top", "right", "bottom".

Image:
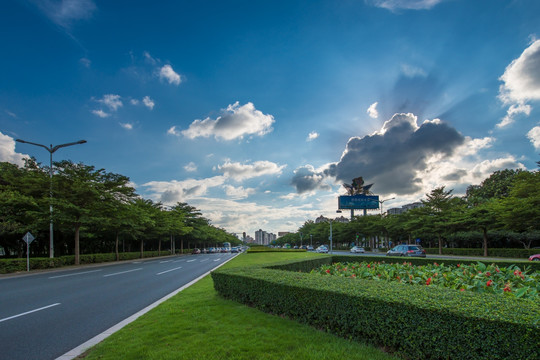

{"left": 424, "top": 247, "right": 538, "bottom": 258}
{"left": 212, "top": 256, "right": 540, "bottom": 360}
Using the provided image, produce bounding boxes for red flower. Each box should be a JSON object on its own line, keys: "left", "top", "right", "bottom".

{"left": 426, "top": 277, "right": 432, "bottom": 286}
{"left": 460, "top": 288, "right": 465, "bottom": 292}
{"left": 457, "top": 264, "right": 461, "bottom": 268}
{"left": 434, "top": 262, "right": 439, "bottom": 266}
{"left": 503, "top": 284, "right": 511, "bottom": 292}
{"left": 486, "top": 280, "right": 493, "bottom": 287}
{"left": 485, "top": 272, "right": 491, "bottom": 277}
{"left": 325, "top": 269, "right": 330, "bottom": 274}
{"left": 367, "top": 264, "right": 371, "bottom": 268}
{"left": 351, "top": 274, "right": 356, "bottom": 278}
{"left": 496, "top": 268, "right": 500, "bottom": 273}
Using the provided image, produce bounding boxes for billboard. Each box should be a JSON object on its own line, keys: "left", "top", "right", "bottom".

{"left": 338, "top": 195, "right": 380, "bottom": 210}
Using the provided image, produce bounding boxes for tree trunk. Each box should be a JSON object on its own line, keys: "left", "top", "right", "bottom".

{"left": 438, "top": 234, "right": 442, "bottom": 255}
{"left": 74, "top": 224, "right": 81, "bottom": 265}
{"left": 482, "top": 227, "right": 488, "bottom": 257}
{"left": 181, "top": 239, "right": 184, "bottom": 254}
{"left": 158, "top": 238, "right": 161, "bottom": 256}
{"left": 115, "top": 231, "right": 119, "bottom": 261}
{"left": 140, "top": 239, "right": 144, "bottom": 258}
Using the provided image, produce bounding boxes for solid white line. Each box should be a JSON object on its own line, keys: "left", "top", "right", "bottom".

{"left": 49, "top": 270, "right": 102, "bottom": 279}
{"left": 0, "top": 303, "right": 61, "bottom": 323}
{"left": 156, "top": 266, "right": 183, "bottom": 275}
{"left": 56, "top": 253, "right": 241, "bottom": 360}
{"left": 103, "top": 268, "right": 142, "bottom": 277}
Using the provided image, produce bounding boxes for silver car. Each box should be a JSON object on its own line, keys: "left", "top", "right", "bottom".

{"left": 350, "top": 246, "right": 365, "bottom": 253}
{"left": 386, "top": 245, "right": 426, "bottom": 257}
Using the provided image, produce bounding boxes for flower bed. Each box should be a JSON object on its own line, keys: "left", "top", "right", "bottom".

{"left": 212, "top": 256, "right": 540, "bottom": 360}
{"left": 311, "top": 261, "right": 539, "bottom": 300}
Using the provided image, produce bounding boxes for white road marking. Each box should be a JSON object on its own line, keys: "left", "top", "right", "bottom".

{"left": 0, "top": 303, "right": 61, "bottom": 323}
{"left": 104, "top": 268, "right": 142, "bottom": 277}
{"left": 49, "top": 270, "right": 102, "bottom": 279}
{"left": 160, "top": 260, "right": 173, "bottom": 263}
{"left": 214, "top": 258, "right": 221, "bottom": 261}
{"left": 200, "top": 259, "right": 209, "bottom": 262}
{"left": 186, "top": 259, "right": 196, "bottom": 263}
{"left": 156, "top": 266, "right": 183, "bottom": 275}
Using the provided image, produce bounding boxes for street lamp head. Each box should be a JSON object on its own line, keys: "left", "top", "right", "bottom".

{"left": 77, "top": 140, "right": 87, "bottom": 144}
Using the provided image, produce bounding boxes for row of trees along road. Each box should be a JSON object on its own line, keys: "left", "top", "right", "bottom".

{"left": 0, "top": 159, "right": 240, "bottom": 264}
{"left": 277, "top": 166, "right": 540, "bottom": 255}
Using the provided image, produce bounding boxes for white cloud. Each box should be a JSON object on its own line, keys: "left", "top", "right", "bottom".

{"left": 142, "top": 96, "right": 155, "bottom": 110}
{"left": 184, "top": 162, "right": 197, "bottom": 172}
{"left": 167, "top": 126, "right": 181, "bottom": 136}
{"left": 79, "top": 57, "right": 91, "bottom": 67}
{"left": 527, "top": 126, "right": 540, "bottom": 149}
{"left": 367, "top": 0, "right": 443, "bottom": 11}
{"left": 5, "top": 110, "right": 17, "bottom": 118}
{"left": 401, "top": 64, "right": 428, "bottom": 78}
{"left": 120, "top": 122, "right": 133, "bottom": 130}
{"left": 216, "top": 160, "right": 286, "bottom": 181}
{"left": 159, "top": 64, "right": 181, "bottom": 85}
{"left": 130, "top": 99, "right": 139, "bottom": 105}
{"left": 497, "top": 103, "right": 532, "bottom": 128}
{"left": 33, "top": 0, "right": 96, "bottom": 29}
{"left": 92, "top": 109, "right": 110, "bottom": 118}
{"left": 181, "top": 102, "right": 275, "bottom": 141}
{"left": 367, "top": 102, "right": 379, "bottom": 119}
{"left": 498, "top": 40, "right": 540, "bottom": 127}
{"left": 142, "top": 176, "right": 226, "bottom": 203}
{"left": 223, "top": 185, "right": 256, "bottom": 199}
{"left": 307, "top": 131, "right": 319, "bottom": 141}
{"left": 0, "top": 131, "right": 29, "bottom": 166}
{"left": 97, "top": 94, "right": 123, "bottom": 111}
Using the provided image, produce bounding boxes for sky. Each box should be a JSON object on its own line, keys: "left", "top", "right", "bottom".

{"left": 1, "top": 0, "right": 540, "bottom": 238}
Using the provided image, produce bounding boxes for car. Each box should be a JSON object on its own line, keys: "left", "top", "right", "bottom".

{"left": 350, "top": 246, "right": 365, "bottom": 253}
{"left": 529, "top": 254, "right": 540, "bottom": 261}
{"left": 192, "top": 248, "right": 201, "bottom": 254}
{"left": 386, "top": 244, "right": 426, "bottom": 257}
{"left": 231, "top": 247, "right": 239, "bottom": 253}
{"left": 307, "top": 245, "right": 314, "bottom": 251}
{"left": 315, "top": 245, "right": 328, "bottom": 253}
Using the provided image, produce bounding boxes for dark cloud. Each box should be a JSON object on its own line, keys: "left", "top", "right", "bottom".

{"left": 443, "top": 169, "right": 468, "bottom": 181}
{"left": 291, "top": 166, "right": 331, "bottom": 194}
{"left": 295, "top": 113, "right": 464, "bottom": 195}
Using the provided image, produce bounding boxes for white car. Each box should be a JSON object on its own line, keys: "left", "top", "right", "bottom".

{"left": 350, "top": 246, "right": 365, "bottom": 253}
{"left": 316, "top": 246, "right": 328, "bottom": 253}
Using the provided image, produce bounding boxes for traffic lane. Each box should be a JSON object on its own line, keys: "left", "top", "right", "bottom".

{"left": 0, "top": 253, "right": 236, "bottom": 360}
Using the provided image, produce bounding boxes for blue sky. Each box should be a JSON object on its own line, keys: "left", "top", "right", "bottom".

{"left": 1, "top": 0, "right": 540, "bottom": 237}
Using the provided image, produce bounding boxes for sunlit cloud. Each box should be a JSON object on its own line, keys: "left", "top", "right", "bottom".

{"left": 181, "top": 102, "right": 275, "bottom": 141}
{"left": 92, "top": 109, "right": 110, "bottom": 118}
{"left": 366, "top": 0, "right": 444, "bottom": 11}
{"left": 120, "top": 122, "right": 133, "bottom": 130}
{"left": 142, "top": 96, "right": 155, "bottom": 110}
{"left": 0, "top": 131, "right": 29, "bottom": 166}
{"left": 527, "top": 126, "right": 540, "bottom": 149}
{"left": 367, "top": 102, "right": 379, "bottom": 119}
{"left": 184, "top": 162, "right": 197, "bottom": 172}
{"left": 498, "top": 39, "right": 540, "bottom": 127}
{"left": 159, "top": 64, "right": 181, "bottom": 85}
{"left": 216, "top": 160, "right": 286, "bottom": 181}
{"left": 307, "top": 131, "right": 319, "bottom": 141}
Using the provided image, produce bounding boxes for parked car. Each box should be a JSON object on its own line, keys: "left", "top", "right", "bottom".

{"left": 529, "top": 254, "right": 540, "bottom": 261}
{"left": 307, "top": 245, "right": 314, "bottom": 251}
{"left": 316, "top": 245, "right": 329, "bottom": 253}
{"left": 231, "top": 247, "right": 239, "bottom": 253}
{"left": 386, "top": 245, "right": 426, "bottom": 257}
{"left": 192, "top": 248, "right": 201, "bottom": 254}
{"left": 350, "top": 246, "right": 365, "bottom": 253}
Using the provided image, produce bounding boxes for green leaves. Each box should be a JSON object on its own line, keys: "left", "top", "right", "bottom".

{"left": 312, "top": 260, "right": 540, "bottom": 300}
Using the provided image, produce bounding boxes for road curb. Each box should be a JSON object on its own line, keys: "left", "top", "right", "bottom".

{"left": 55, "top": 253, "right": 240, "bottom": 360}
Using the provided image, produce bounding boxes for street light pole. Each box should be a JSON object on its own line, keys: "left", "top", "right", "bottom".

{"left": 379, "top": 197, "right": 395, "bottom": 215}
{"left": 15, "top": 139, "right": 87, "bottom": 258}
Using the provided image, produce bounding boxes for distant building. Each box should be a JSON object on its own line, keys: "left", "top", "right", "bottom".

{"left": 387, "top": 202, "right": 424, "bottom": 215}
{"left": 315, "top": 215, "right": 349, "bottom": 223}
{"left": 278, "top": 232, "right": 290, "bottom": 237}
{"left": 255, "top": 229, "right": 277, "bottom": 245}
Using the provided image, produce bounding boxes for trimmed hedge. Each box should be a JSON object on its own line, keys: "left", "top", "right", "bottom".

{"left": 424, "top": 247, "right": 538, "bottom": 258}
{"left": 212, "top": 256, "right": 540, "bottom": 360}
{"left": 247, "top": 248, "right": 307, "bottom": 253}
{"left": 0, "top": 251, "right": 170, "bottom": 274}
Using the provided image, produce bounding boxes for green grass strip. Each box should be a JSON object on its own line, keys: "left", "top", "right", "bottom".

{"left": 79, "top": 252, "right": 398, "bottom": 360}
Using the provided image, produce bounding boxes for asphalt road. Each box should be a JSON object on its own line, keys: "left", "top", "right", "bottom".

{"left": 0, "top": 252, "right": 236, "bottom": 360}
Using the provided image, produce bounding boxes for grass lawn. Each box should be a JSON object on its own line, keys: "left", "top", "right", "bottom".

{"left": 79, "top": 252, "right": 398, "bottom": 360}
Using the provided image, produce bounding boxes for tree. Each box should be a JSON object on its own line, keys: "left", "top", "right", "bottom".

{"left": 496, "top": 171, "right": 540, "bottom": 246}
{"left": 53, "top": 161, "right": 135, "bottom": 265}
{"left": 421, "top": 186, "right": 455, "bottom": 255}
